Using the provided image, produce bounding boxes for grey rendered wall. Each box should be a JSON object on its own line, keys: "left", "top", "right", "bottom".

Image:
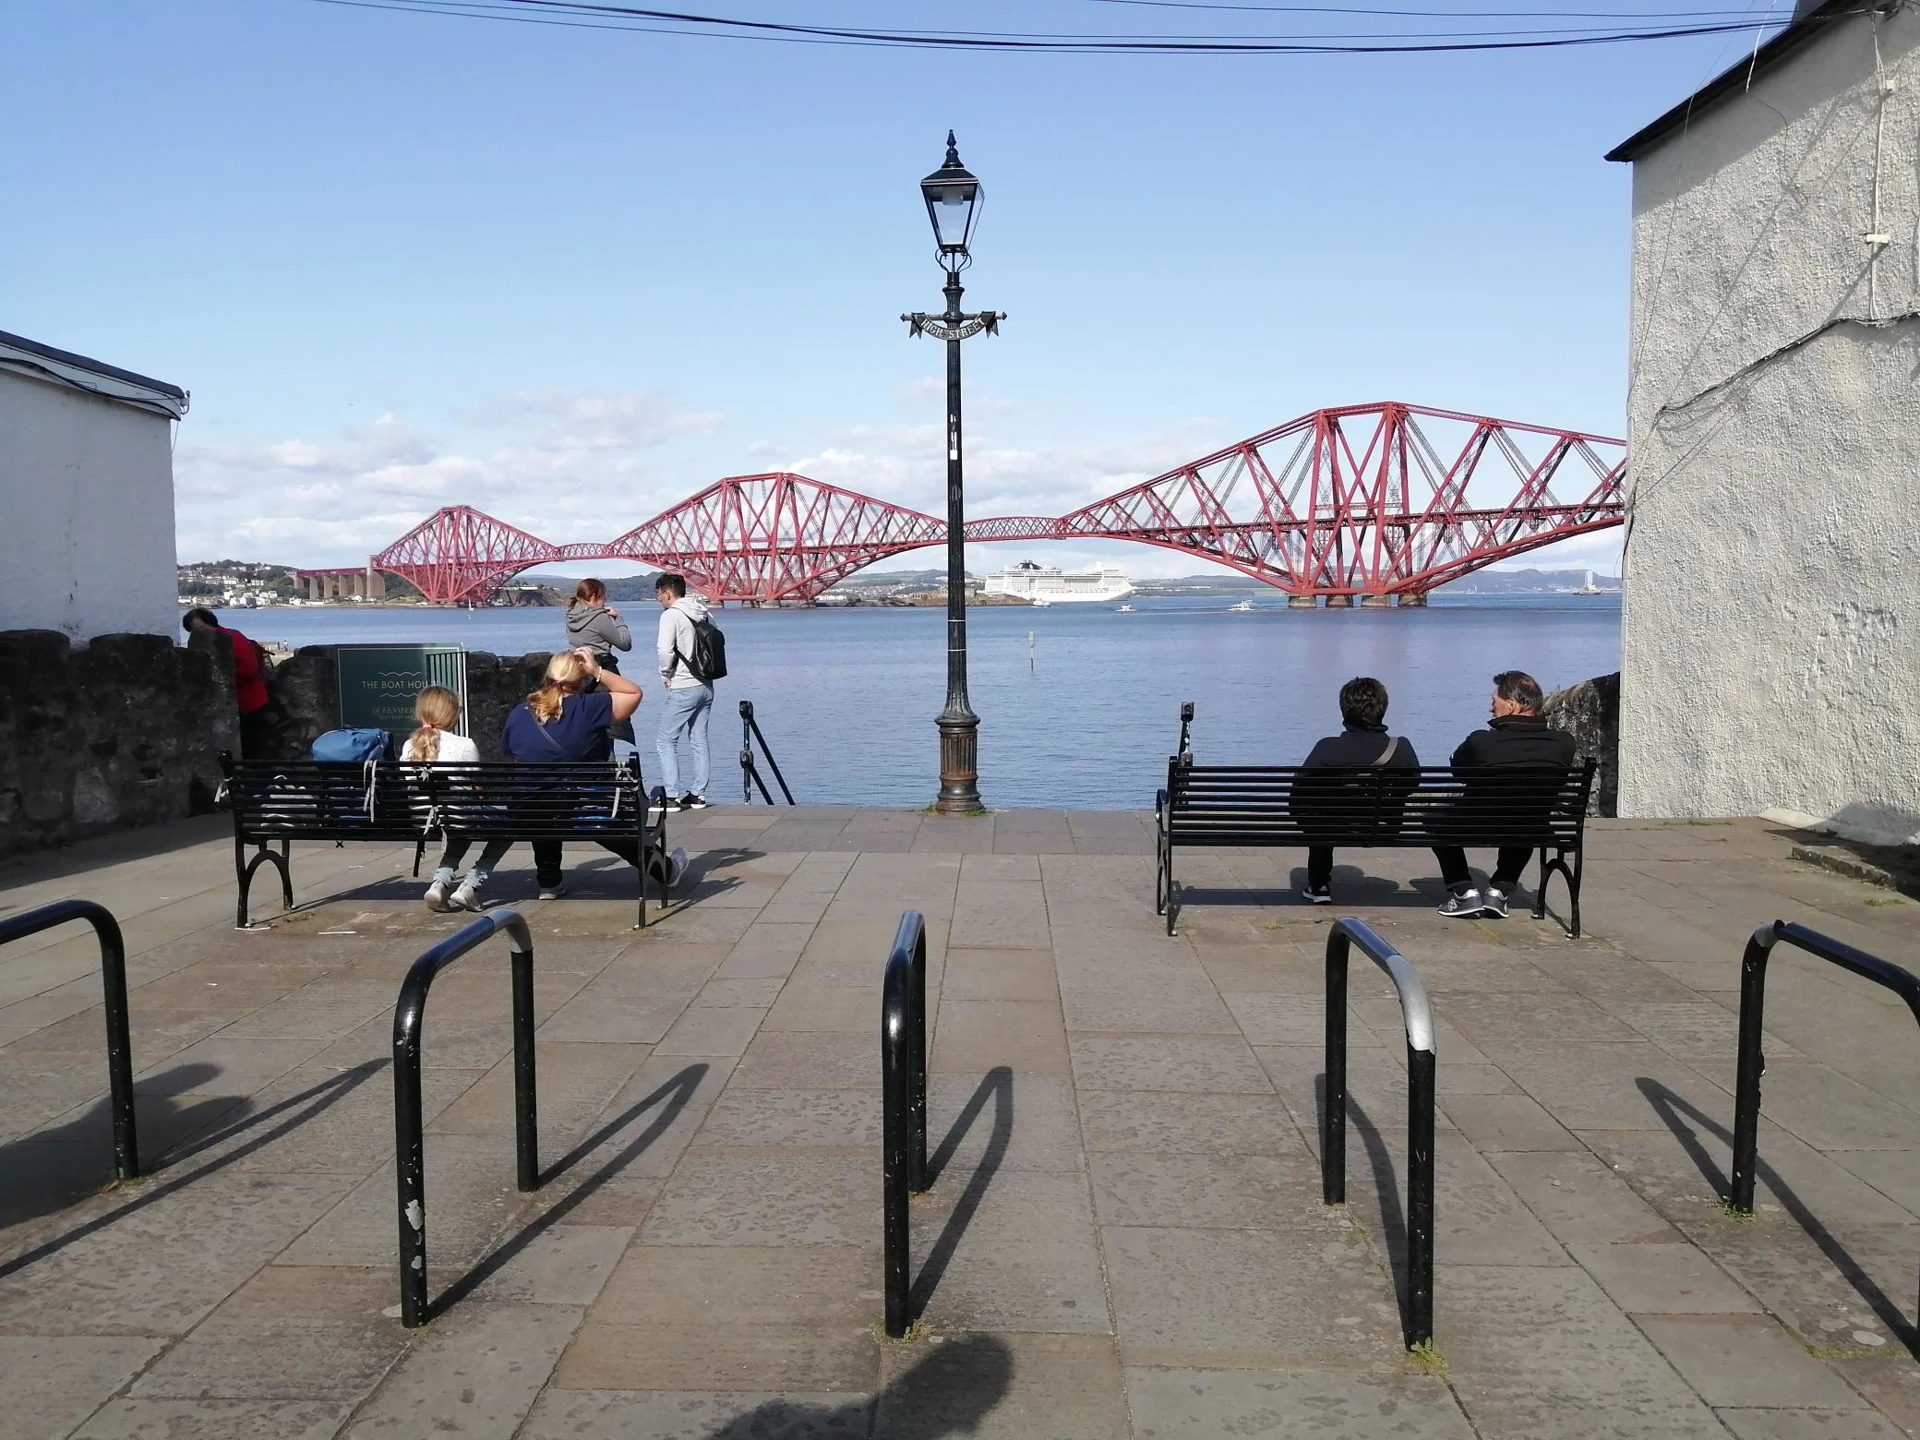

{"left": 1620, "top": 6, "right": 1920, "bottom": 843}
{"left": 0, "top": 370, "right": 180, "bottom": 643}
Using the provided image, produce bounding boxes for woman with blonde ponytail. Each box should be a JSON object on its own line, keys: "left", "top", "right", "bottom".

{"left": 404, "top": 687, "right": 489, "bottom": 912}
{"left": 404, "top": 686, "right": 479, "bottom": 764}
{"left": 436, "top": 648, "right": 684, "bottom": 910}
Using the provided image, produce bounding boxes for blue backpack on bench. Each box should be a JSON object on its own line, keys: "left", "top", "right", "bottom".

{"left": 311, "top": 728, "right": 393, "bottom": 764}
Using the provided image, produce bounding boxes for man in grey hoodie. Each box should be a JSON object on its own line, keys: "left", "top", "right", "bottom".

{"left": 654, "top": 573, "right": 713, "bottom": 809}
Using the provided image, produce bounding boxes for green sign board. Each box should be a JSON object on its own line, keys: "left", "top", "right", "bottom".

{"left": 334, "top": 645, "right": 468, "bottom": 737}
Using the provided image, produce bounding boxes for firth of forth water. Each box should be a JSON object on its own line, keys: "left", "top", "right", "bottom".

{"left": 222, "top": 595, "right": 1619, "bottom": 809}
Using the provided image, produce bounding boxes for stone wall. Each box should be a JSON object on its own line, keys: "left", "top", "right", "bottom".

{"left": 259, "top": 647, "right": 553, "bottom": 761}
{"left": 0, "top": 629, "right": 236, "bottom": 859}
{"left": 1541, "top": 671, "right": 1620, "bottom": 818}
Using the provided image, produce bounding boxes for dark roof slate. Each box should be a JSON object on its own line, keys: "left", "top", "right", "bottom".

{"left": 1607, "top": 0, "right": 1888, "bottom": 163}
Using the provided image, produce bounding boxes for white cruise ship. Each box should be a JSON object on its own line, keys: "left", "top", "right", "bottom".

{"left": 983, "top": 561, "right": 1134, "bottom": 604}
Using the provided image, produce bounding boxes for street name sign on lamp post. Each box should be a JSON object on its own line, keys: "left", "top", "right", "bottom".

{"left": 334, "top": 645, "right": 469, "bottom": 738}
{"left": 903, "top": 131, "right": 1004, "bottom": 815}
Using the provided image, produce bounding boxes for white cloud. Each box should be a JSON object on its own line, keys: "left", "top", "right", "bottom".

{"left": 174, "top": 390, "right": 727, "bottom": 565}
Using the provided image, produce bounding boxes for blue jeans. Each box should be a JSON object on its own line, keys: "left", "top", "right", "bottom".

{"left": 656, "top": 684, "right": 713, "bottom": 798}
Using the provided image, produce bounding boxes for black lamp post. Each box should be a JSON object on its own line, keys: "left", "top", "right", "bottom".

{"left": 903, "top": 131, "right": 1004, "bottom": 816}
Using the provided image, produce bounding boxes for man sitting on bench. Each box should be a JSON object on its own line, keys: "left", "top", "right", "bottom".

{"left": 1298, "top": 676, "right": 1421, "bottom": 906}
{"left": 1434, "top": 670, "right": 1575, "bottom": 920}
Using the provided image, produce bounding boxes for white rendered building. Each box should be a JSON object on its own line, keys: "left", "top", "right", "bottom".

{"left": 1609, "top": 0, "right": 1920, "bottom": 844}
{"left": 0, "top": 330, "right": 189, "bottom": 643}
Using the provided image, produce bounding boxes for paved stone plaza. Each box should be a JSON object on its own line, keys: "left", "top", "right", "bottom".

{"left": 0, "top": 808, "right": 1917, "bottom": 1438}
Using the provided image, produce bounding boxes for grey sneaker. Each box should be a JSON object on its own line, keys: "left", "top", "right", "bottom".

{"left": 449, "top": 880, "right": 485, "bottom": 912}
{"left": 423, "top": 878, "right": 455, "bottom": 912}
{"left": 665, "top": 847, "right": 690, "bottom": 889}
{"left": 1481, "top": 886, "right": 1511, "bottom": 919}
{"left": 1437, "top": 888, "right": 1484, "bottom": 918}
{"left": 538, "top": 881, "right": 569, "bottom": 901}
{"left": 681, "top": 794, "right": 709, "bottom": 810}
{"left": 1302, "top": 885, "right": 1332, "bottom": 906}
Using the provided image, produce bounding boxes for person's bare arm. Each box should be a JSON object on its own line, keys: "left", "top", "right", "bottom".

{"left": 579, "top": 649, "right": 643, "bottom": 722}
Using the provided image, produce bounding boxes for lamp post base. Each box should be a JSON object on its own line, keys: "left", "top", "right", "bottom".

{"left": 934, "top": 712, "right": 984, "bottom": 815}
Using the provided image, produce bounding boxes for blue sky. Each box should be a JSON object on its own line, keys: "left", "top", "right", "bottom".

{"left": 3, "top": 1, "right": 1777, "bottom": 577}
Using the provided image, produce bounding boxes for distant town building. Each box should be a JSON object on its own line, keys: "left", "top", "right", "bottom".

{"left": 1609, "top": 0, "right": 1920, "bottom": 843}
{"left": 0, "top": 329, "right": 188, "bottom": 641}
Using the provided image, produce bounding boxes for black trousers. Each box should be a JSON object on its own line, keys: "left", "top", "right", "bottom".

{"left": 1307, "top": 845, "right": 1335, "bottom": 890}
{"left": 238, "top": 707, "right": 275, "bottom": 760}
{"left": 530, "top": 838, "right": 668, "bottom": 888}
{"left": 1433, "top": 845, "right": 1532, "bottom": 893}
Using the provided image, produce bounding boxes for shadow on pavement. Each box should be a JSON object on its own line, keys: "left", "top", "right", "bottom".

{"left": 913, "top": 1066, "right": 1014, "bottom": 1317}
{"left": 1316, "top": 1074, "right": 1419, "bottom": 1343}
{"left": 0, "top": 1059, "right": 383, "bottom": 1277}
{"left": 705, "top": 1333, "right": 1014, "bottom": 1440}
{"left": 1638, "top": 1077, "right": 1919, "bottom": 1360}
{"left": 430, "top": 1063, "right": 708, "bottom": 1319}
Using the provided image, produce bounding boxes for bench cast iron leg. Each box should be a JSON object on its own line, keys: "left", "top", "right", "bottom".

{"left": 234, "top": 833, "right": 252, "bottom": 929}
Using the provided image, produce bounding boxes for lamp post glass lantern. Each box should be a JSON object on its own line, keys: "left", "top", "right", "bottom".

{"left": 902, "top": 132, "right": 1003, "bottom": 815}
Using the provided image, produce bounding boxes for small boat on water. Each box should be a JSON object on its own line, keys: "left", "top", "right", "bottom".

{"left": 1115, "top": 602, "right": 1134, "bottom": 612}
{"left": 1228, "top": 599, "right": 1254, "bottom": 612}
{"left": 1030, "top": 598, "right": 1051, "bottom": 608}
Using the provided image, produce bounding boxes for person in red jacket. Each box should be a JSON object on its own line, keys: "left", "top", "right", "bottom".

{"left": 183, "top": 608, "right": 274, "bottom": 757}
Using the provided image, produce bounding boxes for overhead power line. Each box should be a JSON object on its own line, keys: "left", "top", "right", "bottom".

{"left": 301, "top": 0, "right": 1820, "bottom": 54}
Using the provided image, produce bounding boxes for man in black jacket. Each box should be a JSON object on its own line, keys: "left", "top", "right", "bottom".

{"left": 1297, "top": 677, "right": 1421, "bottom": 904}
{"left": 1433, "top": 670, "right": 1575, "bottom": 920}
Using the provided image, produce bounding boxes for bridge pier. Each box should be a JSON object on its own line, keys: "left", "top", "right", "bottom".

{"left": 1359, "top": 594, "right": 1392, "bottom": 608}
{"left": 1397, "top": 593, "right": 1429, "bottom": 607}
{"left": 1325, "top": 594, "right": 1354, "bottom": 609}
{"left": 1287, "top": 595, "right": 1317, "bottom": 609}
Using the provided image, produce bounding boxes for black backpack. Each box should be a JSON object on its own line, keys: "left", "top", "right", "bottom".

{"left": 676, "top": 614, "right": 728, "bottom": 683}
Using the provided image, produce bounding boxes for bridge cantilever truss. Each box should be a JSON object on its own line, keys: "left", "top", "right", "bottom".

{"left": 318, "top": 403, "right": 1625, "bottom": 606}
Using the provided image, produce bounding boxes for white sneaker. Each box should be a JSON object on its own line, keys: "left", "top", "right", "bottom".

{"left": 423, "top": 878, "right": 455, "bottom": 912}
{"left": 1302, "top": 885, "right": 1333, "bottom": 906}
{"left": 538, "top": 881, "right": 569, "bottom": 901}
{"left": 449, "top": 880, "right": 485, "bottom": 912}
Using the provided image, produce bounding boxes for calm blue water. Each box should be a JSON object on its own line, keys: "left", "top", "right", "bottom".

{"left": 211, "top": 595, "right": 1620, "bottom": 809}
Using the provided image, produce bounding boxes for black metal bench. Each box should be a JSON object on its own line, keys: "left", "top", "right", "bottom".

{"left": 1155, "top": 737, "right": 1596, "bottom": 938}
{"left": 219, "top": 754, "right": 670, "bottom": 930}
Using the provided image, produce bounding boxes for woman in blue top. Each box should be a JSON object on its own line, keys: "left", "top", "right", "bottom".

{"left": 443, "top": 649, "right": 686, "bottom": 910}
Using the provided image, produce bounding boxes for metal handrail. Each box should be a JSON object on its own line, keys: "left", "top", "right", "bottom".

{"left": 882, "top": 910, "right": 930, "bottom": 1338}
{"left": 1176, "top": 700, "right": 1194, "bottom": 766}
{"left": 393, "top": 910, "right": 540, "bottom": 1328}
{"left": 0, "top": 900, "right": 139, "bottom": 1180}
{"left": 739, "top": 700, "right": 796, "bottom": 805}
{"left": 1323, "top": 916, "right": 1436, "bottom": 1349}
{"left": 1731, "top": 920, "right": 1920, "bottom": 1221}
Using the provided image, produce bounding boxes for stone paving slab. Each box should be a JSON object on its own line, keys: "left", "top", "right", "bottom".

{"left": 1, "top": 812, "right": 1918, "bottom": 1436}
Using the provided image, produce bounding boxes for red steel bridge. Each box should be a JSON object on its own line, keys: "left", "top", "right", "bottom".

{"left": 302, "top": 403, "right": 1625, "bottom": 608}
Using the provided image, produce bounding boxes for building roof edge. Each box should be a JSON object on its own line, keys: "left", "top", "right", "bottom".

{"left": 1605, "top": 0, "right": 1888, "bottom": 163}
{"left": 0, "top": 329, "right": 190, "bottom": 419}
